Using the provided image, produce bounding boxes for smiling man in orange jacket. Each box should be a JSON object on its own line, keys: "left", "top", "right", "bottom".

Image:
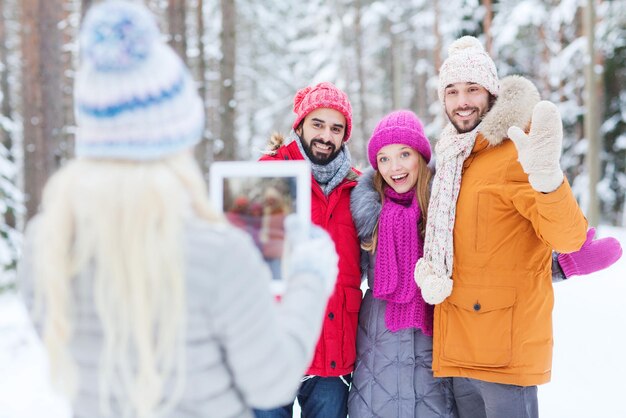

{"left": 414, "top": 36, "right": 589, "bottom": 418}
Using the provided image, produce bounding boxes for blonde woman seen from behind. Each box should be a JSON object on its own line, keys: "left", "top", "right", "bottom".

{"left": 17, "top": 2, "right": 338, "bottom": 418}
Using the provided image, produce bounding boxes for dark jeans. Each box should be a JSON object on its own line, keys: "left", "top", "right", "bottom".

{"left": 254, "top": 374, "right": 351, "bottom": 418}
{"left": 452, "top": 377, "right": 538, "bottom": 418}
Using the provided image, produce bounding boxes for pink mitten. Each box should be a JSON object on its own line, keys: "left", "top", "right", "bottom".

{"left": 558, "top": 228, "right": 623, "bottom": 278}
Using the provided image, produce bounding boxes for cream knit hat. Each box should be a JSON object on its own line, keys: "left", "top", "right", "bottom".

{"left": 437, "top": 36, "right": 499, "bottom": 103}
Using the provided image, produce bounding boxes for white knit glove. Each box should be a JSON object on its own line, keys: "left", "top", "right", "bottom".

{"left": 507, "top": 101, "right": 565, "bottom": 193}
{"left": 414, "top": 259, "right": 453, "bottom": 305}
{"left": 283, "top": 214, "right": 338, "bottom": 296}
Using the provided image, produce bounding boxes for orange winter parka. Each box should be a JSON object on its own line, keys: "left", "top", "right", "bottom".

{"left": 431, "top": 76, "right": 588, "bottom": 386}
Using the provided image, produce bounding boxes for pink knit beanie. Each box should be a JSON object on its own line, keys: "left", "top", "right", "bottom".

{"left": 292, "top": 82, "right": 352, "bottom": 142}
{"left": 438, "top": 36, "right": 499, "bottom": 103}
{"left": 367, "top": 110, "right": 431, "bottom": 169}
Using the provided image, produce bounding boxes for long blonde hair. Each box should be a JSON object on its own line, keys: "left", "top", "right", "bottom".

{"left": 362, "top": 154, "right": 432, "bottom": 253}
{"left": 33, "top": 151, "right": 221, "bottom": 417}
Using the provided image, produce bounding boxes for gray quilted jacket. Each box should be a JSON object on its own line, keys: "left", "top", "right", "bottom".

{"left": 347, "top": 168, "right": 456, "bottom": 418}
{"left": 19, "top": 216, "right": 327, "bottom": 418}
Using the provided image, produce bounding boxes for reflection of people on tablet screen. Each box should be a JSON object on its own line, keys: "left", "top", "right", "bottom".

{"left": 225, "top": 195, "right": 250, "bottom": 230}
{"left": 226, "top": 195, "right": 262, "bottom": 246}
{"left": 260, "top": 186, "right": 288, "bottom": 280}
{"left": 248, "top": 199, "right": 264, "bottom": 248}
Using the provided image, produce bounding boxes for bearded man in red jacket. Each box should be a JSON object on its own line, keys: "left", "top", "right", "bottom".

{"left": 254, "top": 82, "right": 362, "bottom": 418}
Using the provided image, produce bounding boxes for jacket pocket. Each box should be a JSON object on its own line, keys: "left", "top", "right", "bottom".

{"left": 342, "top": 286, "right": 362, "bottom": 368}
{"left": 344, "top": 286, "right": 362, "bottom": 313}
{"left": 442, "top": 286, "right": 516, "bottom": 367}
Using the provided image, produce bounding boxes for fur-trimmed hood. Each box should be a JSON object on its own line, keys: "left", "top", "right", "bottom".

{"left": 350, "top": 168, "right": 381, "bottom": 242}
{"left": 479, "top": 75, "right": 540, "bottom": 146}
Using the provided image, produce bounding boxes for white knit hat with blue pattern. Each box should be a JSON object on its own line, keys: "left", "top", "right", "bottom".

{"left": 74, "top": 0, "right": 204, "bottom": 160}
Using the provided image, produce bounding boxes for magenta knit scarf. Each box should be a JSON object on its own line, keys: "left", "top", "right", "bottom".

{"left": 373, "top": 187, "right": 433, "bottom": 335}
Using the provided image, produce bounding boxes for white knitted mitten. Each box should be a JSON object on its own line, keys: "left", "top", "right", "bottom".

{"left": 283, "top": 214, "right": 338, "bottom": 296}
{"left": 414, "top": 259, "right": 453, "bottom": 305}
{"left": 507, "top": 100, "right": 565, "bottom": 193}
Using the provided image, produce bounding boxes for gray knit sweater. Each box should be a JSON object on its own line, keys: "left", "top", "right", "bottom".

{"left": 19, "top": 216, "right": 327, "bottom": 418}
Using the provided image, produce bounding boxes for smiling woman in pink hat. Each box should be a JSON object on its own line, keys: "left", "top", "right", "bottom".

{"left": 347, "top": 110, "right": 457, "bottom": 418}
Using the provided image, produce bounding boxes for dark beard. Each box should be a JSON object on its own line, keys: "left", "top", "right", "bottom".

{"left": 447, "top": 108, "right": 483, "bottom": 133}
{"left": 302, "top": 138, "right": 341, "bottom": 165}
{"left": 447, "top": 95, "right": 495, "bottom": 133}
{"left": 451, "top": 119, "right": 480, "bottom": 133}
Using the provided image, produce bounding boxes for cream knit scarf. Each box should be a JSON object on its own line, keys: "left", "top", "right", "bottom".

{"left": 414, "top": 123, "right": 478, "bottom": 304}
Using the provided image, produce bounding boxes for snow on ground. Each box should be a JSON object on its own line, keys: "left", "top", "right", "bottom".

{"left": 541, "top": 225, "right": 626, "bottom": 418}
{"left": 0, "top": 226, "right": 624, "bottom": 418}
{"left": 0, "top": 294, "right": 71, "bottom": 418}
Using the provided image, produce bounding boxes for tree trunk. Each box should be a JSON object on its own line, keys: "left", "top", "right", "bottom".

{"left": 483, "top": 0, "right": 493, "bottom": 54}
{"left": 583, "top": 0, "right": 601, "bottom": 226}
{"left": 218, "top": 0, "right": 236, "bottom": 160}
{"left": 381, "top": 17, "right": 394, "bottom": 110}
{"left": 433, "top": 0, "right": 442, "bottom": 71}
{"left": 81, "top": 0, "right": 93, "bottom": 20}
{"left": 61, "top": 1, "right": 76, "bottom": 160}
{"left": 194, "top": 0, "right": 211, "bottom": 174}
{"left": 390, "top": 30, "right": 402, "bottom": 109}
{"left": 168, "top": 0, "right": 188, "bottom": 63}
{"left": 21, "top": 0, "right": 64, "bottom": 220}
{"left": 0, "top": 0, "right": 12, "bottom": 151}
{"left": 409, "top": 44, "right": 429, "bottom": 125}
{"left": 537, "top": 21, "right": 553, "bottom": 95}
{"left": 0, "top": 0, "right": 15, "bottom": 228}
{"left": 354, "top": 0, "right": 368, "bottom": 161}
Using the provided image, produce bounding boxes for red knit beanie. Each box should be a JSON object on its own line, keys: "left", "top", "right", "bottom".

{"left": 292, "top": 82, "right": 352, "bottom": 142}
{"left": 368, "top": 110, "right": 432, "bottom": 169}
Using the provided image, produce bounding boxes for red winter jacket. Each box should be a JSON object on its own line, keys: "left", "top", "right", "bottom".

{"left": 260, "top": 136, "right": 362, "bottom": 376}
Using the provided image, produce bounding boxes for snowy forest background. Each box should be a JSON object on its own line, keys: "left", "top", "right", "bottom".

{"left": 0, "top": 0, "right": 625, "bottom": 290}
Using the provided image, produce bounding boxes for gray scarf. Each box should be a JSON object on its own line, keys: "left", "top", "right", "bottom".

{"left": 291, "top": 131, "right": 352, "bottom": 195}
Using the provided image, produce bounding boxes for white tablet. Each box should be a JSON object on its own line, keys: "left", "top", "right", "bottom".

{"left": 209, "top": 160, "right": 311, "bottom": 295}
